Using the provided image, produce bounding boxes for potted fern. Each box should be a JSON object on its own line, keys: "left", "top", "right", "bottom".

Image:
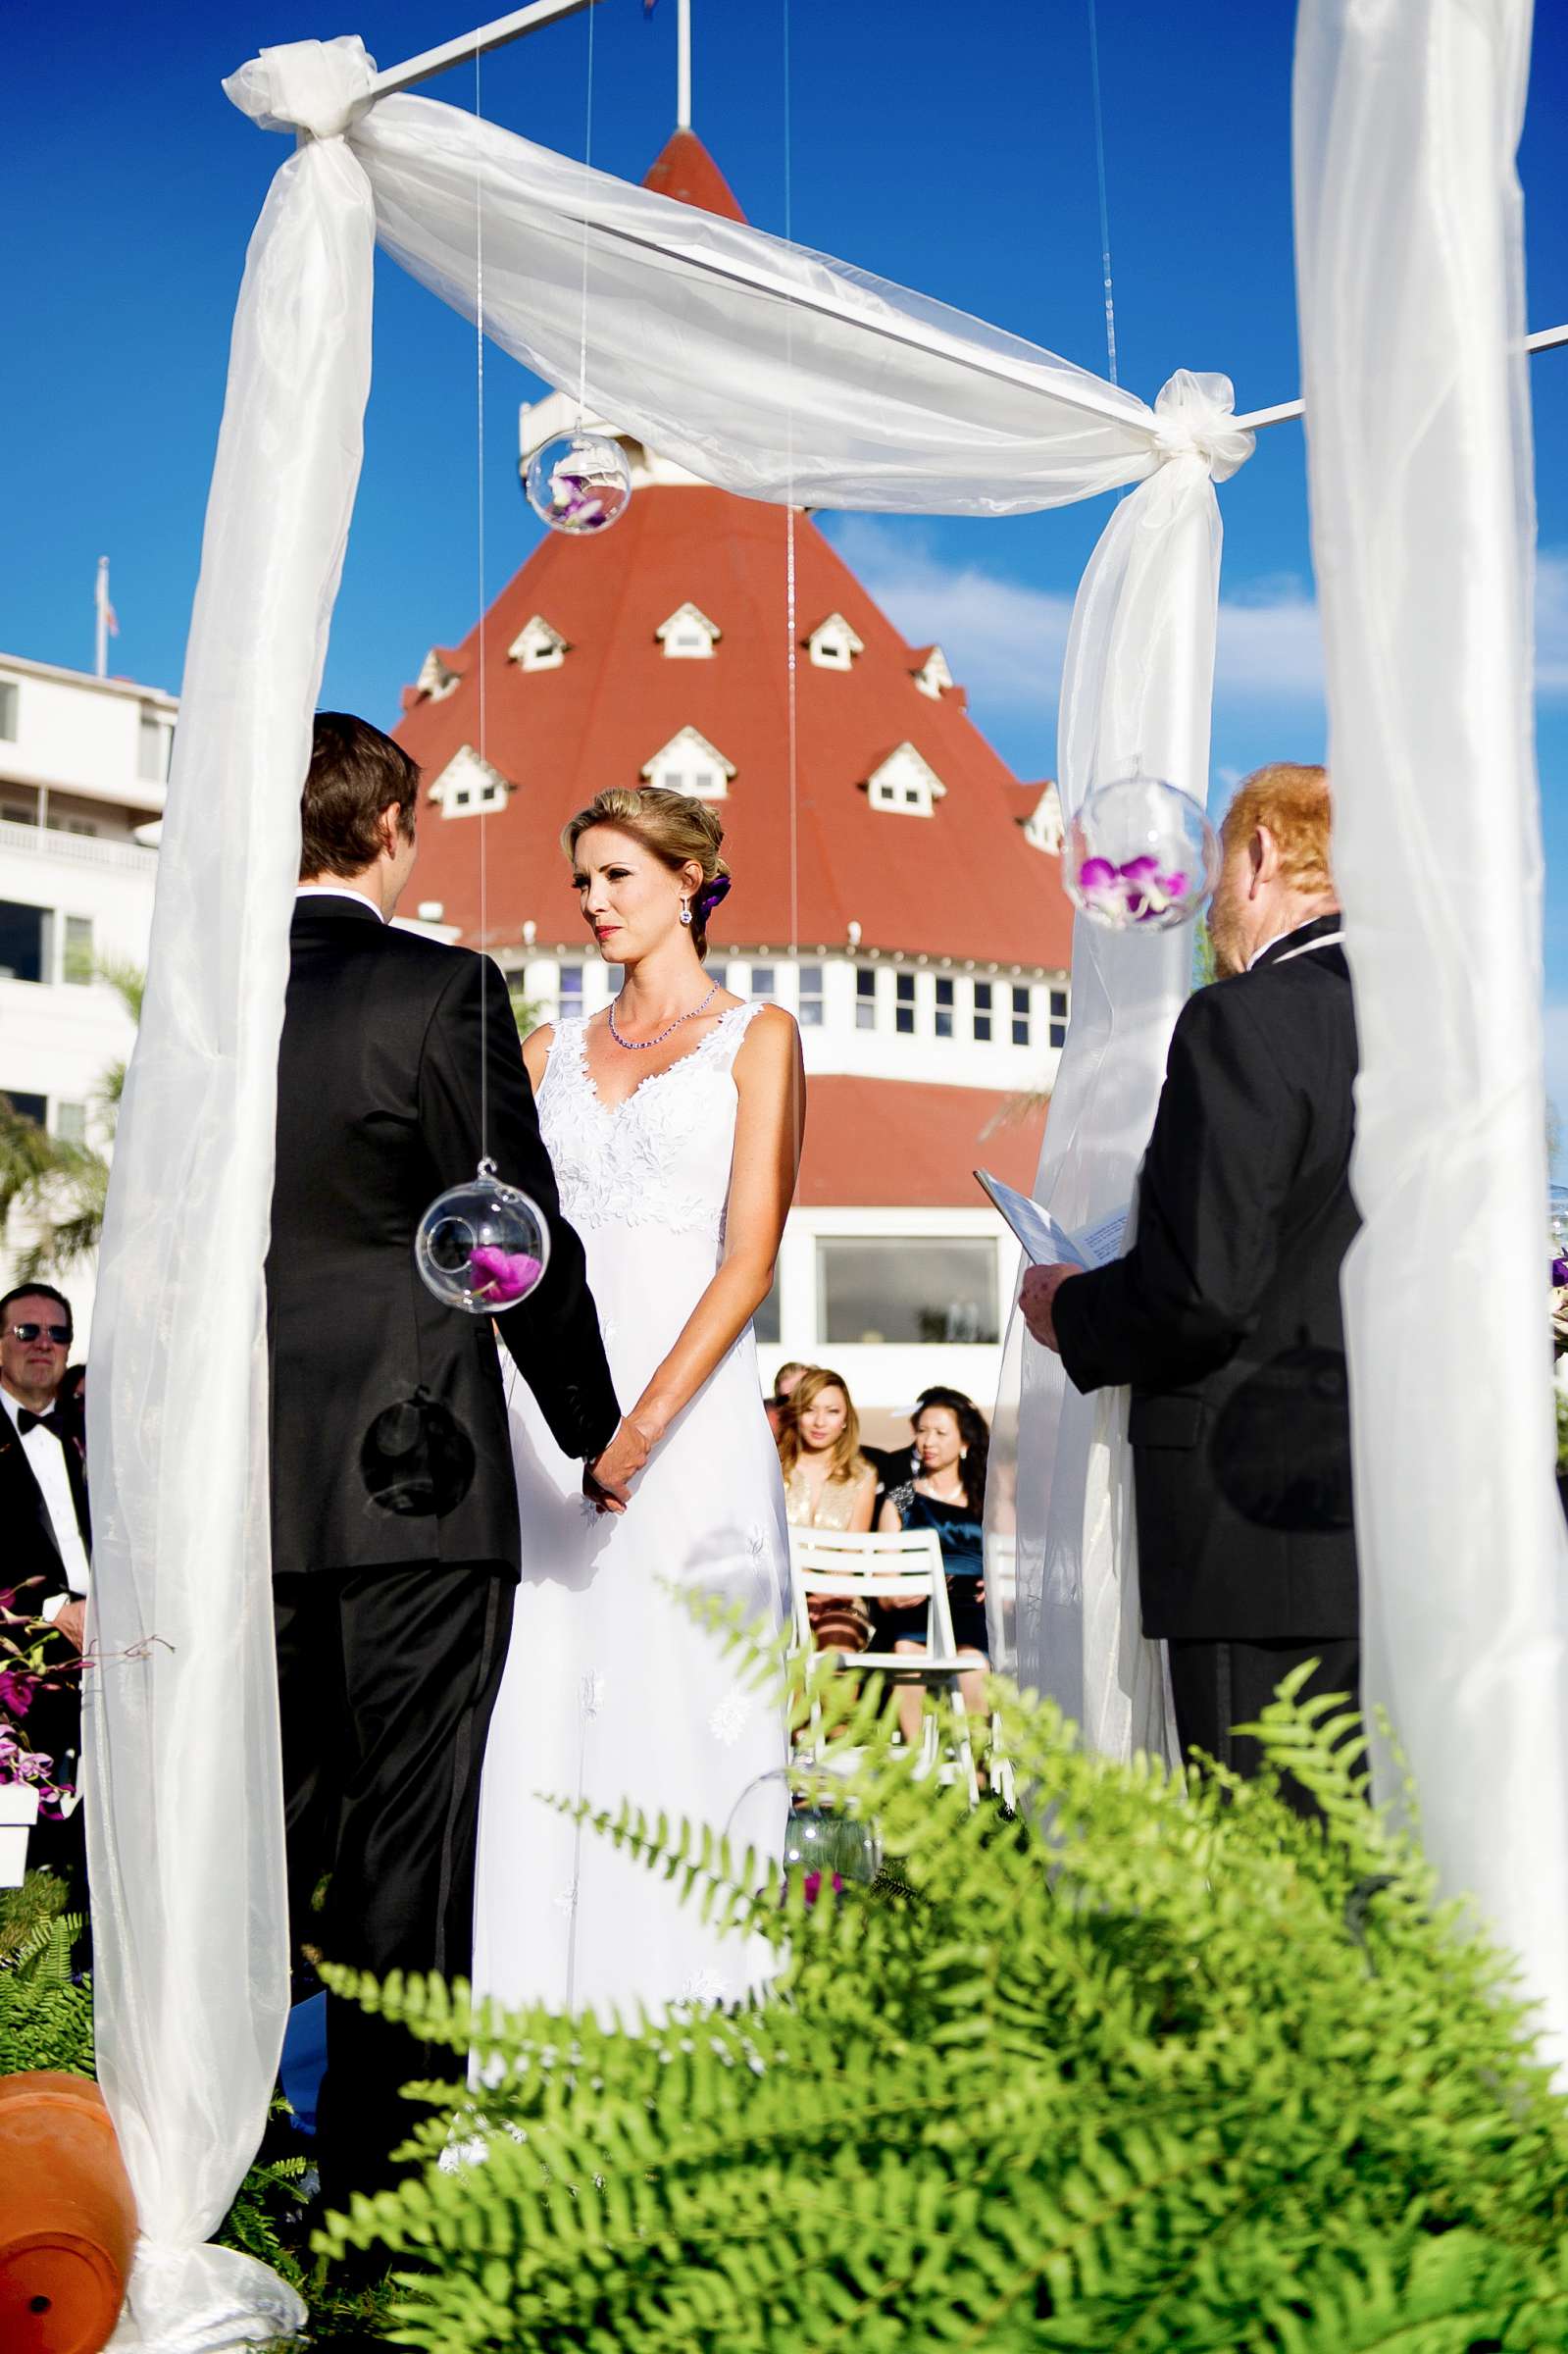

{"left": 308, "top": 1640, "right": 1568, "bottom": 2352}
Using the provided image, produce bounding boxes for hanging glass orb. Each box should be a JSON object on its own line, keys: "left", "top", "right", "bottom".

{"left": 783, "top": 1807, "right": 882, "bottom": 1888}
{"left": 1549, "top": 1185, "right": 1568, "bottom": 1287}
{"left": 415, "top": 1160, "right": 549, "bottom": 1315}
{"left": 1064, "top": 774, "right": 1220, "bottom": 933}
{"left": 524, "top": 431, "right": 632, "bottom": 537}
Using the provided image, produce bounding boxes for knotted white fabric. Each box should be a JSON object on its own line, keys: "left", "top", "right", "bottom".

{"left": 92, "top": 33, "right": 375, "bottom": 2350}
{"left": 1294, "top": 0, "right": 1568, "bottom": 2067}
{"left": 986, "top": 371, "right": 1247, "bottom": 1762}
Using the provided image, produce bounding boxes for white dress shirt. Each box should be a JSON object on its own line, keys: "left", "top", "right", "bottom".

{"left": 2, "top": 1383, "right": 90, "bottom": 1610}
{"left": 295, "top": 884, "right": 385, "bottom": 921}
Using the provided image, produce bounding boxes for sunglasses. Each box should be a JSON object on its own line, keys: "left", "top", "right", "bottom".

{"left": 6, "top": 1322, "right": 72, "bottom": 1346}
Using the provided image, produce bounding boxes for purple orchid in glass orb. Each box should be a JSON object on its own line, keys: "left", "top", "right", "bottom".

{"left": 469, "top": 1245, "right": 545, "bottom": 1305}
{"left": 1552, "top": 1255, "right": 1568, "bottom": 1290}
{"left": 801, "top": 1869, "right": 845, "bottom": 1907}
{"left": 1064, "top": 774, "right": 1219, "bottom": 934}
{"left": 525, "top": 432, "right": 632, "bottom": 538}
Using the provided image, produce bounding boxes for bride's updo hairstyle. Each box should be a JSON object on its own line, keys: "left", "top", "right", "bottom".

{"left": 562, "top": 786, "right": 732, "bottom": 961}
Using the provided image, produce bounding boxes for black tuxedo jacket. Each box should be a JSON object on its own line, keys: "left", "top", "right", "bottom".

{"left": 1051, "top": 915, "right": 1361, "bottom": 1641}
{"left": 0, "top": 1400, "right": 90, "bottom": 1617}
{"left": 266, "top": 898, "right": 620, "bottom": 1579}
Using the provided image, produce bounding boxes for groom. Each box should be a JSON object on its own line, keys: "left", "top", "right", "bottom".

{"left": 268, "top": 712, "right": 643, "bottom": 2206}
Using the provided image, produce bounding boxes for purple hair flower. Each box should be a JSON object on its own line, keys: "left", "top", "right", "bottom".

{"left": 694, "top": 873, "right": 733, "bottom": 924}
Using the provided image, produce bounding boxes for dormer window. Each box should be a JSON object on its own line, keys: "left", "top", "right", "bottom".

{"left": 911, "top": 645, "right": 953, "bottom": 699}
{"left": 641, "top": 725, "right": 734, "bottom": 801}
{"left": 655, "top": 602, "right": 721, "bottom": 660}
{"left": 414, "top": 647, "right": 461, "bottom": 701}
{"left": 430, "top": 744, "right": 511, "bottom": 820}
{"left": 1022, "top": 781, "right": 1064, "bottom": 855}
{"left": 866, "top": 742, "right": 946, "bottom": 817}
{"left": 806, "top": 612, "right": 865, "bottom": 671}
{"left": 507, "top": 614, "right": 569, "bottom": 673}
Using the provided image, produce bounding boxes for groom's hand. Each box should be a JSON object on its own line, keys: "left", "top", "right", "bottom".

{"left": 587, "top": 1415, "right": 655, "bottom": 1509}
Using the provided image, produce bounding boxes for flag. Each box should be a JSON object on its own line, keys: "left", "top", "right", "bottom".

{"left": 643, "top": 0, "right": 657, "bottom": 15}
{"left": 95, "top": 561, "right": 119, "bottom": 637}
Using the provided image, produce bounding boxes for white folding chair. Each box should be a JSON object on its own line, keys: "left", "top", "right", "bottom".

{"left": 788, "top": 1526, "right": 980, "bottom": 1807}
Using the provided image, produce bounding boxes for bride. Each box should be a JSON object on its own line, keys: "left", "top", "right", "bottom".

{"left": 472, "top": 786, "right": 803, "bottom": 2021}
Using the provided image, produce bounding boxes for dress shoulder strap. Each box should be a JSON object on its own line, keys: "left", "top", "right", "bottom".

{"left": 708, "top": 998, "right": 768, "bottom": 1074}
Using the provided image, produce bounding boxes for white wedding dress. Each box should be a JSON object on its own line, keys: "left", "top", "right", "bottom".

{"left": 472, "top": 1001, "right": 791, "bottom": 2023}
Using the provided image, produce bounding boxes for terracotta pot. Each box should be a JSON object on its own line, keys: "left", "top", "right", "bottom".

{"left": 0, "top": 2073, "right": 137, "bottom": 2354}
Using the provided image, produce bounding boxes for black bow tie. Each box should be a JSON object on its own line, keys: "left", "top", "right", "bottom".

{"left": 17, "top": 1408, "right": 64, "bottom": 1439}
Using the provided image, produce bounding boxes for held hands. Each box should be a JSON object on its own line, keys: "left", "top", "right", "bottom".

{"left": 583, "top": 1413, "right": 660, "bottom": 1514}
{"left": 1020, "top": 1262, "right": 1082, "bottom": 1356}
{"left": 54, "top": 1598, "right": 88, "bottom": 1654}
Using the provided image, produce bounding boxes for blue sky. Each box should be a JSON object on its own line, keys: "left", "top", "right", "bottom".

{"left": 4, "top": 2, "right": 1566, "bottom": 1091}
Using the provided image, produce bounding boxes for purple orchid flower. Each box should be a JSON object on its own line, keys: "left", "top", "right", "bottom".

{"left": 469, "top": 1246, "right": 544, "bottom": 1305}
{"left": 1552, "top": 1255, "right": 1568, "bottom": 1289}
{"left": 800, "top": 1869, "right": 845, "bottom": 1907}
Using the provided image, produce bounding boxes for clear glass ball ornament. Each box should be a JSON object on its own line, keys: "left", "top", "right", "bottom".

{"left": 524, "top": 431, "right": 632, "bottom": 537}
{"left": 1549, "top": 1185, "right": 1568, "bottom": 1287}
{"left": 415, "top": 1160, "right": 549, "bottom": 1314}
{"left": 1063, "top": 774, "right": 1221, "bottom": 933}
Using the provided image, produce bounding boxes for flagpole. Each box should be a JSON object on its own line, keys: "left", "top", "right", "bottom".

{"left": 95, "top": 556, "right": 110, "bottom": 679}
{"left": 677, "top": 0, "right": 690, "bottom": 130}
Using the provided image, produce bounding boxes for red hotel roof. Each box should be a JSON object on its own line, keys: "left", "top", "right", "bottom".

{"left": 797, "top": 1078, "right": 1044, "bottom": 1208}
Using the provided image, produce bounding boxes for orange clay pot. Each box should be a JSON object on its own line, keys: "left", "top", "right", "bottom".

{"left": 0, "top": 2073, "right": 137, "bottom": 2354}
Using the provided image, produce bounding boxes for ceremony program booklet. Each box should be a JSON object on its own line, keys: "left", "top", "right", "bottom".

{"left": 974, "top": 1169, "right": 1129, "bottom": 1270}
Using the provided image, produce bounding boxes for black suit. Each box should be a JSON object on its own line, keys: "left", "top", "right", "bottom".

{"left": 267, "top": 896, "right": 619, "bottom": 2200}
{"left": 1051, "top": 915, "right": 1361, "bottom": 1795}
{"left": 0, "top": 1397, "right": 90, "bottom": 1894}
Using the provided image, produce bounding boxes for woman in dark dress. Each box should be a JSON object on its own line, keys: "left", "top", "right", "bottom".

{"left": 876, "top": 1389, "right": 989, "bottom": 1740}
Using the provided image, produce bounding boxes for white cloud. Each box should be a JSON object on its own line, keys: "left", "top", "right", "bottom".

{"left": 826, "top": 524, "right": 1568, "bottom": 720}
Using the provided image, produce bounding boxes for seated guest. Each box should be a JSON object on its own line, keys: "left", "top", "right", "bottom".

{"left": 779, "top": 1366, "right": 878, "bottom": 1654}
{"left": 0, "top": 1283, "right": 89, "bottom": 1899}
{"left": 765, "top": 1358, "right": 810, "bottom": 1440}
{"left": 1021, "top": 763, "right": 1359, "bottom": 1814}
{"left": 877, "top": 1390, "right": 990, "bottom": 1737}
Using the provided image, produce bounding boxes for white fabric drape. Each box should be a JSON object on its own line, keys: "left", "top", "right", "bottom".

{"left": 89, "top": 37, "right": 375, "bottom": 2347}
{"left": 87, "top": 33, "right": 1250, "bottom": 2338}
{"left": 986, "top": 382, "right": 1247, "bottom": 1763}
{"left": 1294, "top": 0, "right": 1568, "bottom": 2068}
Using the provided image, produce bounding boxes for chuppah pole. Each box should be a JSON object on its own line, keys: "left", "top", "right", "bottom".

{"left": 1234, "top": 319, "right": 1567, "bottom": 433}
{"left": 368, "top": 0, "right": 601, "bottom": 101}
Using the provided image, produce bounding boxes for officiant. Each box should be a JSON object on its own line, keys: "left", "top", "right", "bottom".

{"left": 1021, "top": 764, "right": 1361, "bottom": 1810}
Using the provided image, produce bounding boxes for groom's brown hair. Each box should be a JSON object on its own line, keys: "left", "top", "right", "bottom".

{"left": 300, "top": 712, "right": 422, "bottom": 880}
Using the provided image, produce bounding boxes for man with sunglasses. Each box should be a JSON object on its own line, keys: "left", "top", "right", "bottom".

{"left": 0, "top": 1282, "right": 90, "bottom": 1894}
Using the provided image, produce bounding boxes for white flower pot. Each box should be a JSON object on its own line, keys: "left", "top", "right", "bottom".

{"left": 0, "top": 1783, "right": 41, "bottom": 1887}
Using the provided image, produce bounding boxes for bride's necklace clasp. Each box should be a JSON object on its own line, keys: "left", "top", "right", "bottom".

{"left": 608, "top": 981, "right": 720, "bottom": 1051}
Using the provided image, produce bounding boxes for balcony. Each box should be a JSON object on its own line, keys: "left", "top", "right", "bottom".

{"left": 0, "top": 816, "right": 158, "bottom": 878}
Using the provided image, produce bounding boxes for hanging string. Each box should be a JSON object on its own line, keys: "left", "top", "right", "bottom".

{"left": 782, "top": 0, "right": 799, "bottom": 960}
{"left": 475, "top": 52, "right": 490, "bottom": 1157}
{"left": 577, "top": 0, "right": 597, "bottom": 424}
{"left": 1086, "top": 0, "right": 1118, "bottom": 384}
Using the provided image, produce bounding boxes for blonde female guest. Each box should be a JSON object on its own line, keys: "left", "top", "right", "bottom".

{"left": 778, "top": 1365, "right": 878, "bottom": 1655}
{"left": 473, "top": 787, "right": 804, "bottom": 2022}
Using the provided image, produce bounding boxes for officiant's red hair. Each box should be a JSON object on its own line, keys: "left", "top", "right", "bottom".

{"left": 300, "top": 712, "right": 422, "bottom": 880}
{"left": 1222, "top": 761, "right": 1334, "bottom": 894}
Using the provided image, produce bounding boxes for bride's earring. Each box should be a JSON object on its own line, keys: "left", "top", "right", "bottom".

{"left": 679, "top": 900, "right": 693, "bottom": 927}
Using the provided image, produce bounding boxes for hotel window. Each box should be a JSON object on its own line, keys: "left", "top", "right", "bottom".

{"left": 973, "top": 980, "right": 992, "bottom": 1043}
{"left": 750, "top": 965, "right": 777, "bottom": 1002}
{"left": 753, "top": 1266, "right": 782, "bottom": 1346}
{"left": 855, "top": 969, "right": 878, "bottom": 1031}
{"left": 55, "top": 1100, "right": 87, "bottom": 1146}
{"left": 819, "top": 1238, "right": 1000, "bottom": 1347}
{"left": 64, "top": 917, "right": 94, "bottom": 985}
{"left": 895, "top": 972, "right": 916, "bottom": 1035}
{"left": 797, "top": 964, "right": 825, "bottom": 1027}
{"left": 0, "top": 901, "right": 50, "bottom": 985}
{"left": 935, "top": 976, "right": 954, "bottom": 1039}
{"left": 1011, "top": 985, "right": 1032, "bottom": 1048}
{"left": 557, "top": 964, "right": 584, "bottom": 1021}
{"left": 138, "top": 710, "right": 172, "bottom": 784}
{"left": 1049, "top": 985, "right": 1070, "bottom": 1048}
{"left": 0, "top": 681, "right": 17, "bottom": 742}
{"left": 2, "top": 1090, "right": 47, "bottom": 1128}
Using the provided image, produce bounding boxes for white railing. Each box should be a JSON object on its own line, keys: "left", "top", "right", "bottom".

{"left": 0, "top": 817, "right": 158, "bottom": 877}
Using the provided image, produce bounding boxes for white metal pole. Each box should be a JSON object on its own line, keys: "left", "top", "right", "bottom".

{"left": 1235, "top": 320, "right": 1566, "bottom": 434}
{"left": 678, "top": 0, "right": 691, "bottom": 130}
{"left": 368, "top": 0, "right": 601, "bottom": 100}
{"left": 95, "top": 556, "right": 109, "bottom": 679}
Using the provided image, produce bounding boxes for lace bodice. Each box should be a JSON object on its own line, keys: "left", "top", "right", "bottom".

{"left": 538, "top": 1002, "right": 764, "bottom": 1236}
